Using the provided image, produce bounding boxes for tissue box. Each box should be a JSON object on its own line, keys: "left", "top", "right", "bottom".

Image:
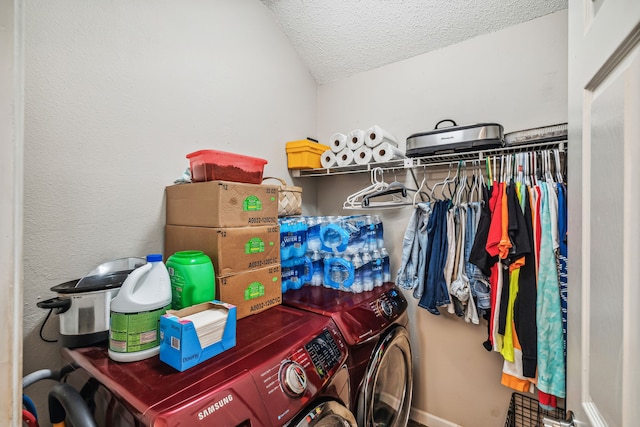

{"left": 160, "top": 301, "right": 236, "bottom": 372}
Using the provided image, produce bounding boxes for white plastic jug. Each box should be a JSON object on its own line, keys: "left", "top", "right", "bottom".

{"left": 108, "top": 254, "right": 171, "bottom": 362}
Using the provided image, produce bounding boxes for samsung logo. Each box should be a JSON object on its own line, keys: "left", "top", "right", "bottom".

{"left": 197, "top": 394, "right": 234, "bottom": 420}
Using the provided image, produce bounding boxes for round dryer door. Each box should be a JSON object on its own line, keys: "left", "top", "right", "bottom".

{"left": 358, "top": 326, "right": 413, "bottom": 427}
{"left": 290, "top": 400, "right": 357, "bottom": 427}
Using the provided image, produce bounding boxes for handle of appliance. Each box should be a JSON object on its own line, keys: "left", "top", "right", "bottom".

{"left": 48, "top": 382, "right": 97, "bottom": 427}
{"left": 23, "top": 365, "right": 78, "bottom": 389}
{"left": 434, "top": 119, "right": 457, "bottom": 129}
{"left": 36, "top": 297, "right": 71, "bottom": 314}
{"left": 293, "top": 400, "right": 357, "bottom": 427}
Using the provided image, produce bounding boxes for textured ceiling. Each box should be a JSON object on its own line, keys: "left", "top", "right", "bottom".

{"left": 261, "top": 0, "right": 567, "bottom": 84}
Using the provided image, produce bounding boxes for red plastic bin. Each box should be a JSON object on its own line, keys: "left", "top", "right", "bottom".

{"left": 187, "top": 150, "right": 268, "bottom": 184}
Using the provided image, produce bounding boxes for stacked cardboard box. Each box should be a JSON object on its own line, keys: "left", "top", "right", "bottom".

{"left": 165, "top": 181, "right": 281, "bottom": 319}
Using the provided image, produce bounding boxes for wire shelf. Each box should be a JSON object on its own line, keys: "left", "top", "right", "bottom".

{"left": 290, "top": 141, "right": 566, "bottom": 178}
{"left": 504, "top": 393, "right": 566, "bottom": 427}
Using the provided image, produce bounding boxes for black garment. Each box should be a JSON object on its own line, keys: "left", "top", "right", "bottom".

{"left": 513, "top": 187, "right": 537, "bottom": 378}
{"left": 498, "top": 182, "right": 533, "bottom": 335}
{"left": 469, "top": 184, "right": 498, "bottom": 276}
{"left": 506, "top": 182, "right": 532, "bottom": 263}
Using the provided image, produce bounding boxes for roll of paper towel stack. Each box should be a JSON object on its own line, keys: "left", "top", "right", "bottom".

{"left": 321, "top": 150, "right": 337, "bottom": 168}
{"left": 353, "top": 146, "right": 373, "bottom": 165}
{"left": 330, "top": 133, "right": 348, "bottom": 153}
{"left": 373, "top": 142, "right": 405, "bottom": 163}
{"left": 347, "top": 129, "right": 365, "bottom": 151}
{"left": 365, "top": 125, "right": 398, "bottom": 148}
{"left": 336, "top": 148, "right": 355, "bottom": 167}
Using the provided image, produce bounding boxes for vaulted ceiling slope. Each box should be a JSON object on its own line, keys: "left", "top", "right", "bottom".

{"left": 261, "top": 0, "right": 568, "bottom": 84}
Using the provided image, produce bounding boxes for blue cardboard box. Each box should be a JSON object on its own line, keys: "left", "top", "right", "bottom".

{"left": 159, "top": 301, "right": 236, "bottom": 371}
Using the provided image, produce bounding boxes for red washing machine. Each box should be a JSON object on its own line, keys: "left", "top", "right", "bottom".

{"left": 60, "top": 305, "right": 358, "bottom": 426}
{"left": 283, "top": 282, "right": 413, "bottom": 427}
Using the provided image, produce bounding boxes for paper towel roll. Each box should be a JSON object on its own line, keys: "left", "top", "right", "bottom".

{"left": 330, "top": 133, "right": 348, "bottom": 153}
{"left": 365, "top": 125, "right": 398, "bottom": 148}
{"left": 336, "top": 148, "right": 355, "bottom": 167}
{"left": 373, "top": 142, "right": 405, "bottom": 163}
{"left": 353, "top": 146, "right": 373, "bottom": 165}
{"left": 347, "top": 129, "right": 365, "bottom": 151}
{"left": 321, "top": 150, "right": 337, "bottom": 168}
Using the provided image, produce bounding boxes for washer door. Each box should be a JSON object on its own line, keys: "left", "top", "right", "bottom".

{"left": 357, "top": 326, "right": 413, "bottom": 427}
{"left": 290, "top": 400, "right": 357, "bottom": 427}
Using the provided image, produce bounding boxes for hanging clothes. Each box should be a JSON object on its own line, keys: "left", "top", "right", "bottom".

{"left": 536, "top": 182, "right": 565, "bottom": 399}
{"left": 557, "top": 183, "right": 568, "bottom": 364}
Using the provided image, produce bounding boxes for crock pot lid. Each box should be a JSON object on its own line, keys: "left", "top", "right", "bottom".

{"left": 50, "top": 271, "right": 131, "bottom": 294}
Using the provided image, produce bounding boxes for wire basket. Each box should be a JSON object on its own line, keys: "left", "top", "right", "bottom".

{"left": 504, "top": 393, "right": 566, "bottom": 427}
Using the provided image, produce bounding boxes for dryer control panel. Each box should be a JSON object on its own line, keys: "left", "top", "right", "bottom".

{"left": 375, "top": 287, "right": 407, "bottom": 320}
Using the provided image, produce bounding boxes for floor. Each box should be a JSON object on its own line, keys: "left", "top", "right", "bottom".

{"left": 408, "top": 420, "right": 427, "bottom": 427}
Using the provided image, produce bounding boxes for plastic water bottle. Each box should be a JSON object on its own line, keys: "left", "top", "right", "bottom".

{"left": 310, "top": 250, "right": 324, "bottom": 286}
{"left": 323, "top": 253, "right": 334, "bottom": 288}
{"left": 344, "top": 217, "right": 365, "bottom": 255}
{"left": 373, "top": 215, "right": 384, "bottom": 249}
{"left": 320, "top": 217, "right": 349, "bottom": 253}
{"left": 380, "top": 247, "right": 391, "bottom": 282}
{"left": 281, "top": 257, "right": 307, "bottom": 293}
{"left": 293, "top": 218, "right": 308, "bottom": 258}
{"left": 279, "top": 219, "right": 292, "bottom": 260}
{"left": 372, "top": 249, "right": 383, "bottom": 287}
{"left": 324, "top": 255, "right": 354, "bottom": 290}
{"left": 109, "top": 254, "right": 171, "bottom": 362}
{"left": 351, "top": 252, "right": 364, "bottom": 294}
{"left": 364, "top": 215, "right": 377, "bottom": 252}
{"left": 306, "top": 216, "right": 321, "bottom": 252}
{"left": 362, "top": 251, "right": 374, "bottom": 292}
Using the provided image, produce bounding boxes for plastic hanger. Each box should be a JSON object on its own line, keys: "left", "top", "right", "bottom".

{"left": 553, "top": 148, "right": 564, "bottom": 183}
{"left": 413, "top": 167, "right": 433, "bottom": 206}
{"left": 343, "top": 167, "right": 388, "bottom": 209}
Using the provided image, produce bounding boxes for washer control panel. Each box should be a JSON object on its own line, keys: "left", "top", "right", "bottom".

{"left": 374, "top": 287, "right": 408, "bottom": 320}
{"left": 305, "top": 329, "right": 343, "bottom": 379}
{"left": 279, "top": 360, "right": 307, "bottom": 397}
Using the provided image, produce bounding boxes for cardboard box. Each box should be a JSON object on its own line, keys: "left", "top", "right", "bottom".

{"left": 165, "top": 181, "right": 279, "bottom": 228}
{"left": 165, "top": 225, "right": 281, "bottom": 276}
{"left": 159, "top": 301, "right": 236, "bottom": 372}
{"left": 216, "top": 265, "right": 282, "bottom": 319}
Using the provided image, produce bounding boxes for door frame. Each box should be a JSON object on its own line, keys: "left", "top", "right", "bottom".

{"left": 0, "top": 0, "right": 24, "bottom": 425}
{"left": 567, "top": 0, "right": 640, "bottom": 425}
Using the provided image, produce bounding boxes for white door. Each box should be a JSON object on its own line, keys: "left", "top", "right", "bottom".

{"left": 567, "top": 0, "right": 640, "bottom": 426}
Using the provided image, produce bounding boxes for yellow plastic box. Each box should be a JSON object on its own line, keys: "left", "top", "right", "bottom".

{"left": 286, "top": 140, "right": 330, "bottom": 169}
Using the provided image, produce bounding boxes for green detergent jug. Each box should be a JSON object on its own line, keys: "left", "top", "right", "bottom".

{"left": 167, "top": 250, "right": 215, "bottom": 310}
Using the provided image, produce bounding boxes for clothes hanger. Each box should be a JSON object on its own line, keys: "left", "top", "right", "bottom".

{"left": 553, "top": 148, "right": 564, "bottom": 184}
{"left": 360, "top": 169, "right": 417, "bottom": 209}
{"left": 343, "top": 167, "right": 388, "bottom": 209}
{"left": 413, "top": 167, "right": 433, "bottom": 206}
{"left": 430, "top": 162, "right": 453, "bottom": 200}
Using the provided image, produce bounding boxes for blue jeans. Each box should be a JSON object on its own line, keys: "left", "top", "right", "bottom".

{"left": 418, "top": 200, "right": 451, "bottom": 314}
{"left": 465, "top": 201, "right": 491, "bottom": 310}
{"left": 396, "top": 203, "right": 432, "bottom": 294}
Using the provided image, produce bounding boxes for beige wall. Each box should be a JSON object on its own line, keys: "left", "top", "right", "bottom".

{"left": 22, "top": 0, "right": 317, "bottom": 421}
{"left": 315, "top": 10, "right": 568, "bottom": 427}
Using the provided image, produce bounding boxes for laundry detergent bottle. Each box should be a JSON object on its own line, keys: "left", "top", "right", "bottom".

{"left": 108, "top": 254, "right": 172, "bottom": 362}
{"left": 166, "top": 250, "right": 215, "bottom": 310}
